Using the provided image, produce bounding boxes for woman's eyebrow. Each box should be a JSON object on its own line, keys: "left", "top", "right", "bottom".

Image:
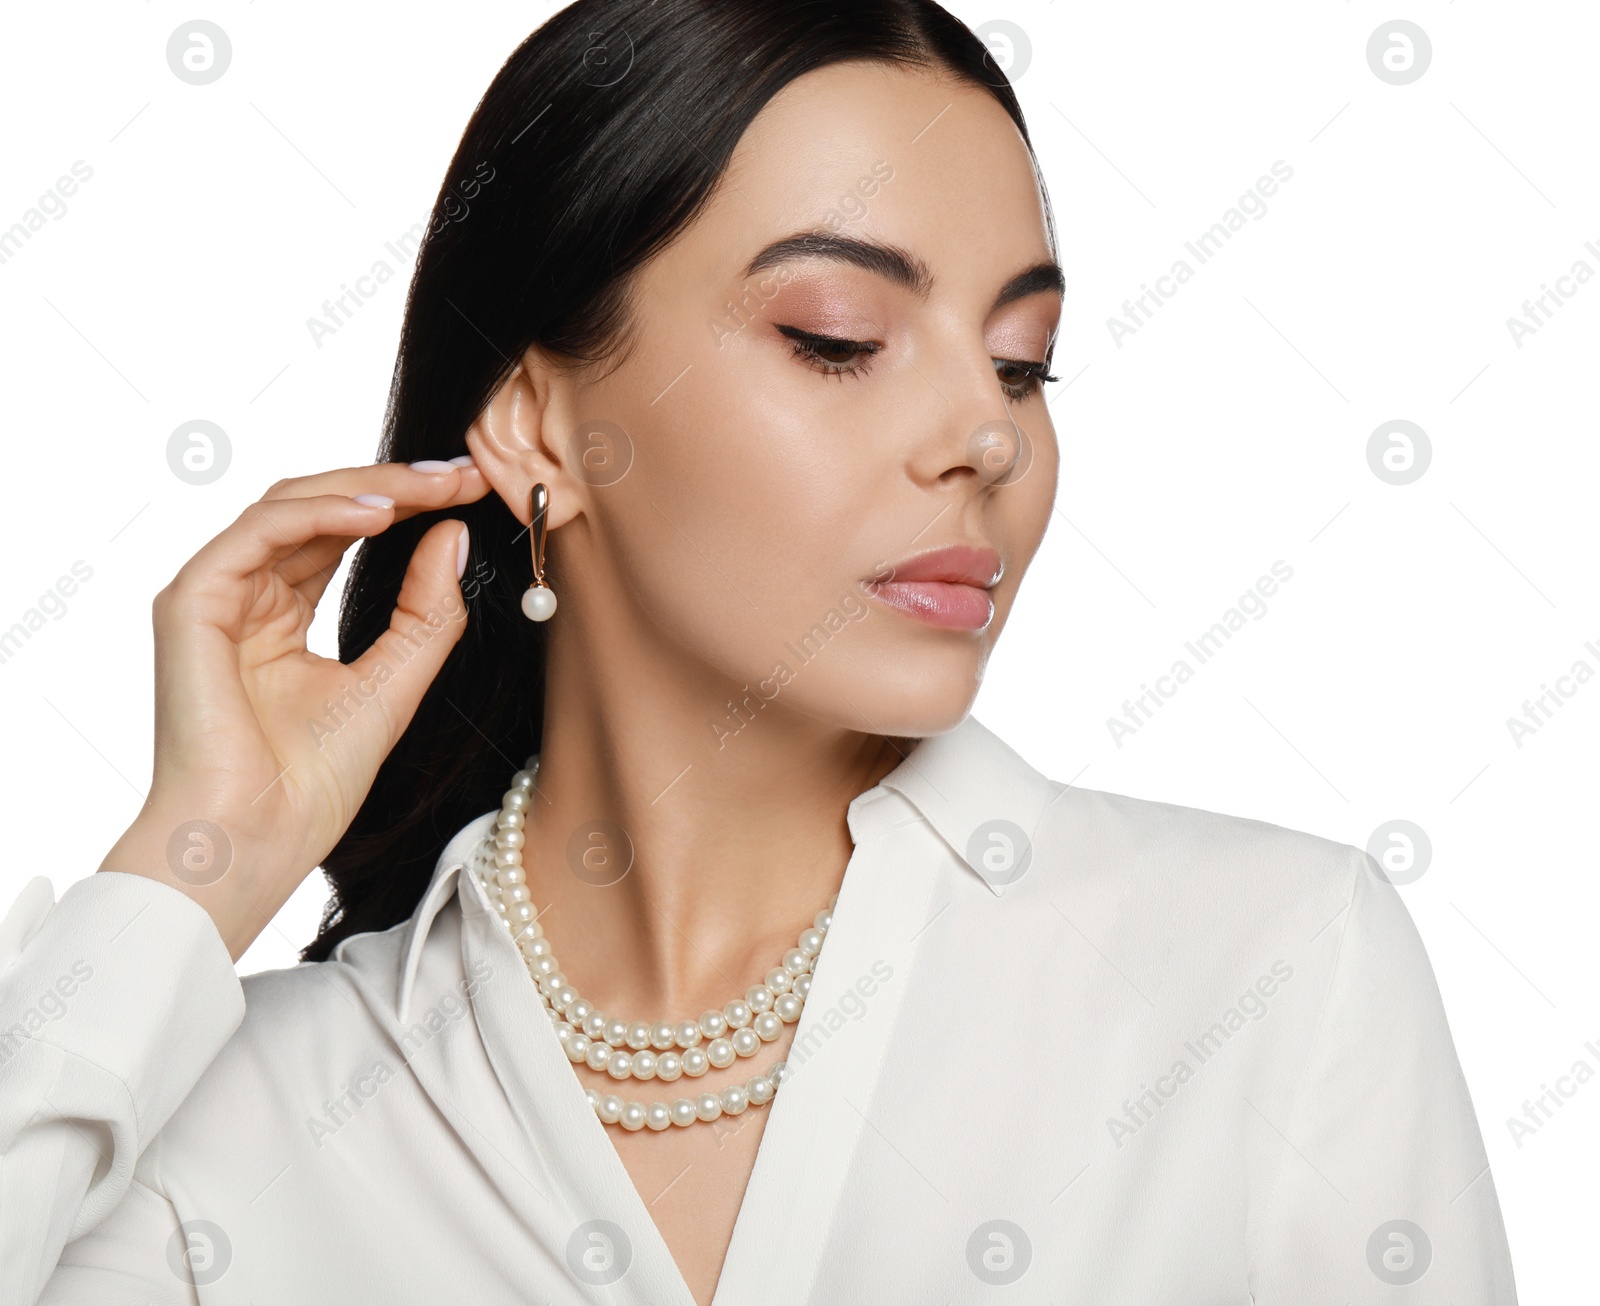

{"left": 741, "top": 231, "right": 1063, "bottom": 311}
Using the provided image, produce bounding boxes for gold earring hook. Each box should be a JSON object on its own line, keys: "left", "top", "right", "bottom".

{"left": 529, "top": 482, "right": 549, "bottom": 585}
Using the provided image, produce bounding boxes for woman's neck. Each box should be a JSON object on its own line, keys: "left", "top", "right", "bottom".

{"left": 519, "top": 612, "right": 908, "bottom": 1017}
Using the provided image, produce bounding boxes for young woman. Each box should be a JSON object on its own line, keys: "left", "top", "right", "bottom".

{"left": 1, "top": 1, "right": 1516, "bottom": 1302}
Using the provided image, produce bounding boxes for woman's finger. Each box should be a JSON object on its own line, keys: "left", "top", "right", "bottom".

{"left": 341, "top": 519, "right": 472, "bottom": 755}
{"left": 260, "top": 460, "right": 490, "bottom": 525}
{"left": 168, "top": 494, "right": 405, "bottom": 610}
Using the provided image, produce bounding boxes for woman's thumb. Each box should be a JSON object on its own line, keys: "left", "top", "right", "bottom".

{"left": 346, "top": 519, "right": 472, "bottom": 747}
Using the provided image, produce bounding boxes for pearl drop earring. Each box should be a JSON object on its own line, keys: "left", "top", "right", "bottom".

{"left": 520, "top": 482, "right": 557, "bottom": 622}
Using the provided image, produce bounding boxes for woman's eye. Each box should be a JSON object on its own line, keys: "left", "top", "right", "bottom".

{"left": 777, "top": 325, "right": 880, "bottom": 379}
{"left": 994, "top": 356, "right": 1059, "bottom": 401}
{"left": 776, "top": 325, "right": 1057, "bottom": 400}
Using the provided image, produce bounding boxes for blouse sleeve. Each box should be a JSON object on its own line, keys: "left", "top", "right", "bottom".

{"left": 0, "top": 871, "right": 246, "bottom": 1305}
{"left": 1248, "top": 849, "right": 1518, "bottom": 1302}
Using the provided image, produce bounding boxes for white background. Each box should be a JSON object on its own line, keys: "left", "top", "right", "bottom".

{"left": 0, "top": 2, "right": 1592, "bottom": 1297}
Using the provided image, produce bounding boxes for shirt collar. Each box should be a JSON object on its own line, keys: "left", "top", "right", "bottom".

{"left": 394, "top": 712, "right": 1065, "bottom": 1017}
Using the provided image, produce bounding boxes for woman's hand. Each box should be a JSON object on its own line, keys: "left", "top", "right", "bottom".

{"left": 97, "top": 459, "right": 492, "bottom": 961}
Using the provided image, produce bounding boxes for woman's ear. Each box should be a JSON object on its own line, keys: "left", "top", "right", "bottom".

{"left": 465, "top": 347, "right": 581, "bottom": 528}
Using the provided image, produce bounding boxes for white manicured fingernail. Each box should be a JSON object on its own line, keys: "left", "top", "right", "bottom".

{"left": 455, "top": 522, "right": 470, "bottom": 579}
{"left": 447, "top": 454, "right": 475, "bottom": 467}
{"left": 409, "top": 459, "right": 456, "bottom": 473}
{"left": 353, "top": 493, "right": 394, "bottom": 508}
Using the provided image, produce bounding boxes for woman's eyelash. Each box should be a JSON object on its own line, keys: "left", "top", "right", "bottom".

{"left": 776, "top": 325, "right": 1057, "bottom": 400}
{"left": 778, "top": 326, "right": 880, "bottom": 381}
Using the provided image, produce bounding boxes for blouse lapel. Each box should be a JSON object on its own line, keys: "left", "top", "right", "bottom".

{"left": 711, "top": 782, "right": 945, "bottom": 1303}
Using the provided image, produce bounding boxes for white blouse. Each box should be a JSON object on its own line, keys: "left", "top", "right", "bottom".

{"left": 1, "top": 713, "right": 1517, "bottom": 1303}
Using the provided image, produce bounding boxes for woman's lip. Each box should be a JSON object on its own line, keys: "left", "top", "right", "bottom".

{"left": 865, "top": 579, "right": 995, "bottom": 631}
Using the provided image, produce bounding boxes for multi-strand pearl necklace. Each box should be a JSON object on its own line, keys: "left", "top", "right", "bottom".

{"left": 471, "top": 757, "right": 835, "bottom": 1132}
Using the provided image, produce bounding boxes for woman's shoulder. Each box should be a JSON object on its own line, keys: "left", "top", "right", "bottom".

{"left": 145, "top": 819, "right": 493, "bottom": 1179}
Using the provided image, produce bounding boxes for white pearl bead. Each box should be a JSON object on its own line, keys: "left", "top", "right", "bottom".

{"left": 494, "top": 848, "right": 521, "bottom": 869}
{"left": 495, "top": 867, "right": 525, "bottom": 889}
{"left": 720, "top": 1085, "right": 749, "bottom": 1115}
{"left": 646, "top": 1102, "right": 672, "bottom": 1131}
{"left": 495, "top": 828, "right": 526, "bottom": 850}
{"left": 656, "top": 1052, "right": 682, "bottom": 1081}
{"left": 674, "top": 1021, "right": 702, "bottom": 1049}
{"left": 552, "top": 985, "right": 577, "bottom": 1011}
{"left": 531, "top": 955, "right": 556, "bottom": 977}
{"left": 792, "top": 973, "right": 811, "bottom": 1000}
{"left": 502, "top": 789, "right": 529, "bottom": 811}
{"left": 604, "top": 1019, "right": 628, "bottom": 1047}
{"left": 504, "top": 884, "right": 530, "bottom": 905}
{"left": 706, "top": 1037, "right": 735, "bottom": 1068}
{"left": 748, "top": 1076, "right": 775, "bottom": 1104}
{"left": 566, "top": 1034, "right": 590, "bottom": 1063}
{"left": 694, "top": 1093, "right": 722, "bottom": 1122}
{"left": 626, "top": 1022, "right": 652, "bottom": 1050}
{"left": 619, "top": 1101, "right": 646, "bottom": 1131}
{"left": 585, "top": 1042, "right": 612, "bottom": 1072}
{"left": 774, "top": 993, "right": 802, "bottom": 1023}
{"left": 681, "top": 1047, "right": 709, "bottom": 1077}
{"left": 509, "top": 902, "right": 535, "bottom": 924}
{"left": 512, "top": 768, "right": 537, "bottom": 790}
{"left": 568, "top": 998, "right": 593, "bottom": 1026}
{"left": 753, "top": 1012, "right": 781, "bottom": 1042}
{"left": 631, "top": 1051, "right": 657, "bottom": 1080}
{"left": 597, "top": 1094, "right": 623, "bottom": 1124}
{"left": 521, "top": 585, "right": 557, "bottom": 621}
{"left": 585, "top": 1088, "right": 601, "bottom": 1109}
{"left": 731, "top": 1028, "right": 759, "bottom": 1057}
{"left": 651, "top": 1022, "right": 677, "bottom": 1051}
{"left": 766, "top": 968, "right": 792, "bottom": 994}
{"left": 746, "top": 985, "right": 774, "bottom": 1013}
{"left": 606, "top": 1051, "right": 632, "bottom": 1079}
{"left": 783, "top": 949, "right": 808, "bottom": 976}
{"left": 698, "top": 1010, "right": 728, "bottom": 1039}
{"left": 814, "top": 908, "right": 831, "bottom": 932}
{"left": 669, "top": 1098, "right": 698, "bottom": 1127}
{"left": 583, "top": 1012, "right": 607, "bottom": 1040}
{"left": 522, "top": 937, "right": 550, "bottom": 960}
{"left": 770, "top": 1061, "right": 790, "bottom": 1085}
{"left": 797, "top": 928, "right": 823, "bottom": 957}
{"left": 498, "top": 808, "right": 526, "bottom": 830}
{"left": 723, "top": 1000, "right": 752, "bottom": 1029}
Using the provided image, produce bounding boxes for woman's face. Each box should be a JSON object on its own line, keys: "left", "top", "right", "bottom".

{"left": 492, "top": 60, "right": 1061, "bottom": 740}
